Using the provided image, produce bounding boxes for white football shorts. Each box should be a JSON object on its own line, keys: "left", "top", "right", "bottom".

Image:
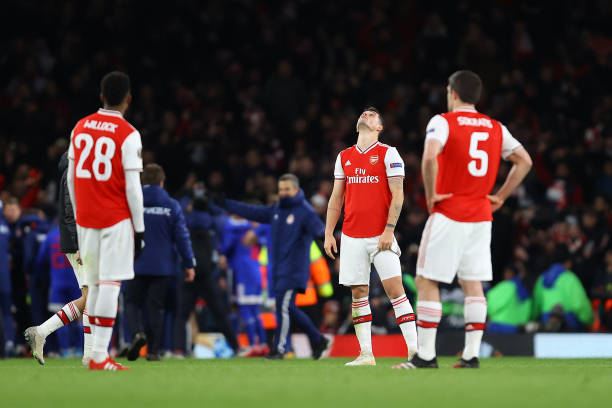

{"left": 416, "top": 212, "right": 492, "bottom": 284}
{"left": 65, "top": 252, "right": 85, "bottom": 289}
{"left": 339, "top": 233, "right": 402, "bottom": 286}
{"left": 76, "top": 218, "right": 135, "bottom": 286}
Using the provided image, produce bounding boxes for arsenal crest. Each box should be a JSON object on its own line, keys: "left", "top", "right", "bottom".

{"left": 369, "top": 155, "right": 379, "bottom": 164}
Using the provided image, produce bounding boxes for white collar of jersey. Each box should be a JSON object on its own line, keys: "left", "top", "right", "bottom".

{"left": 453, "top": 106, "right": 477, "bottom": 113}
{"left": 98, "top": 108, "right": 123, "bottom": 118}
{"left": 355, "top": 141, "right": 379, "bottom": 154}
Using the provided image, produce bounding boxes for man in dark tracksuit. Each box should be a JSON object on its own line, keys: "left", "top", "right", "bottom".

{"left": 125, "top": 164, "right": 195, "bottom": 361}
{"left": 174, "top": 195, "right": 240, "bottom": 355}
{"left": 0, "top": 200, "right": 11, "bottom": 358}
{"left": 24, "top": 152, "right": 91, "bottom": 366}
{"left": 219, "top": 173, "right": 332, "bottom": 359}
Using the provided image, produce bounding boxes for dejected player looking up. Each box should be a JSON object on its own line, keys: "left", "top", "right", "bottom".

{"left": 324, "top": 107, "right": 418, "bottom": 367}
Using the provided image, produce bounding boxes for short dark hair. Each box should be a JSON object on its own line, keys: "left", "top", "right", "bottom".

{"left": 363, "top": 106, "right": 384, "bottom": 128}
{"left": 279, "top": 173, "right": 299, "bottom": 189}
{"left": 100, "top": 71, "right": 131, "bottom": 106}
{"left": 448, "top": 70, "right": 483, "bottom": 105}
{"left": 142, "top": 163, "right": 165, "bottom": 186}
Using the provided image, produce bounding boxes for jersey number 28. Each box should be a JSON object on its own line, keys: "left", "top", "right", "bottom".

{"left": 75, "top": 133, "right": 116, "bottom": 181}
{"left": 468, "top": 132, "right": 489, "bottom": 177}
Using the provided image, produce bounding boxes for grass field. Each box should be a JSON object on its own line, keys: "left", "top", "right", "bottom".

{"left": 1, "top": 357, "right": 611, "bottom": 408}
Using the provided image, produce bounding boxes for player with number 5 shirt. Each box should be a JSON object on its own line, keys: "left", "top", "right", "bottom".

{"left": 67, "top": 71, "right": 145, "bottom": 371}
{"left": 405, "top": 70, "right": 533, "bottom": 370}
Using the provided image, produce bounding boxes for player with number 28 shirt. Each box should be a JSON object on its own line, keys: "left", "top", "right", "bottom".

{"left": 67, "top": 71, "right": 145, "bottom": 371}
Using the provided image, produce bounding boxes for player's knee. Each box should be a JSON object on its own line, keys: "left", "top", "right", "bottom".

{"left": 458, "top": 279, "right": 484, "bottom": 297}
{"left": 415, "top": 275, "right": 433, "bottom": 290}
{"left": 382, "top": 277, "right": 405, "bottom": 299}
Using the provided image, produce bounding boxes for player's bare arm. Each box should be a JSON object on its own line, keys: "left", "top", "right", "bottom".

{"left": 487, "top": 146, "right": 532, "bottom": 212}
{"left": 324, "top": 179, "right": 345, "bottom": 259}
{"left": 421, "top": 139, "right": 452, "bottom": 213}
{"left": 378, "top": 176, "right": 403, "bottom": 251}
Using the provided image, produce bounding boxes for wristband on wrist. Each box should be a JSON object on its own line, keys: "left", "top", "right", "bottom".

{"left": 386, "top": 223, "right": 396, "bottom": 228}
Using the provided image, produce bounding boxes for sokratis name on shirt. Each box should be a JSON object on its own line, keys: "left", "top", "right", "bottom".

{"left": 457, "top": 116, "right": 493, "bottom": 128}
{"left": 83, "top": 119, "right": 118, "bottom": 133}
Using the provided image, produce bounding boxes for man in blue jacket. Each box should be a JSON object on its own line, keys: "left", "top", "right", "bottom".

{"left": 217, "top": 173, "right": 332, "bottom": 359}
{"left": 125, "top": 164, "right": 195, "bottom": 361}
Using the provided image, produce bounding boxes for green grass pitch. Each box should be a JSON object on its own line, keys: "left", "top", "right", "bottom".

{"left": 1, "top": 357, "right": 610, "bottom": 407}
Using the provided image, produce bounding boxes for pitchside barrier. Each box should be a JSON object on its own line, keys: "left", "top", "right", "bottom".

{"left": 286, "top": 333, "right": 612, "bottom": 359}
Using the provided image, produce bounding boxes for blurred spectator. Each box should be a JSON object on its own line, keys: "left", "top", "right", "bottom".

{"left": 532, "top": 249, "right": 594, "bottom": 332}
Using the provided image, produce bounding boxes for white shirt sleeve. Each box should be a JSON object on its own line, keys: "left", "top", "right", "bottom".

{"left": 125, "top": 170, "right": 145, "bottom": 232}
{"left": 67, "top": 156, "right": 77, "bottom": 221}
{"left": 384, "top": 147, "right": 405, "bottom": 177}
{"left": 501, "top": 124, "right": 522, "bottom": 160}
{"left": 68, "top": 130, "right": 75, "bottom": 160}
{"left": 122, "top": 130, "right": 143, "bottom": 171}
{"left": 334, "top": 152, "right": 345, "bottom": 180}
{"left": 425, "top": 114, "right": 449, "bottom": 147}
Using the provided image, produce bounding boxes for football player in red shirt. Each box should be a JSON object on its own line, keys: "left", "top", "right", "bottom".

{"left": 324, "top": 107, "right": 418, "bottom": 367}
{"left": 406, "top": 70, "right": 532, "bottom": 369}
{"left": 67, "top": 71, "right": 145, "bottom": 371}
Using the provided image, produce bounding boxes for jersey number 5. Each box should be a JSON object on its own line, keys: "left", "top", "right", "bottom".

{"left": 75, "top": 133, "right": 116, "bottom": 181}
{"left": 468, "top": 132, "right": 489, "bottom": 177}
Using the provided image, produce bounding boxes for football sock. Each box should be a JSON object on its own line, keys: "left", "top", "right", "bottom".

{"left": 351, "top": 297, "right": 372, "bottom": 354}
{"left": 391, "top": 294, "right": 418, "bottom": 359}
{"left": 463, "top": 297, "right": 487, "bottom": 360}
{"left": 240, "top": 306, "right": 258, "bottom": 346}
{"left": 38, "top": 301, "right": 82, "bottom": 338}
{"left": 416, "top": 300, "right": 442, "bottom": 360}
{"left": 92, "top": 281, "right": 121, "bottom": 363}
{"left": 87, "top": 284, "right": 99, "bottom": 340}
{"left": 82, "top": 307, "right": 92, "bottom": 355}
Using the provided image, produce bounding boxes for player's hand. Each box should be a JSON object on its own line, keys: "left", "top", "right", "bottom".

{"left": 324, "top": 234, "right": 338, "bottom": 259}
{"left": 427, "top": 193, "right": 453, "bottom": 213}
{"left": 184, "top": 268, "right": 196, "bottom": 282}
{"left": 487, "top": 194, "right": 504, "bottom": 212}
{"left": 377, "top": 229, "right": 394, "bottom": 251}
{"left": 134, "top": 231, "right": 145, "bottom": 260}
{"left": 75, "top": 250, "right": 83, "bottom": 266}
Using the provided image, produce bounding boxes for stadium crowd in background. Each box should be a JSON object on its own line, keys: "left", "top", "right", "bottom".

{"left": 1, "top": 1, "right": 612, "bottom": 357}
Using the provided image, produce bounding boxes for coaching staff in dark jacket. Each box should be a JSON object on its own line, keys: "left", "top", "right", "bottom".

{"left": 174, "top": 194, "right": 240, "bottom": 355}
{"left": 125, "top": 164, "right": 195, "bottom": 361}
{"left": 217, "top": 173, "right": 331, "bottom": 359}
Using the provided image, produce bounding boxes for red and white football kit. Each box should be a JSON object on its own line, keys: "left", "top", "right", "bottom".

{"left": 334, "top": 141, "right": 404, "bottom": 286}
{"left": 68, "top": 108, "right": 144, "bottom": 285}
{"left": 417, "top": 107, "right": 521, "bottom": 283}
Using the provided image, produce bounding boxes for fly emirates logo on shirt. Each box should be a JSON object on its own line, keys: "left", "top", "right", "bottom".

{"left": 346, "top": 167, "right": 380, "bottom": 184}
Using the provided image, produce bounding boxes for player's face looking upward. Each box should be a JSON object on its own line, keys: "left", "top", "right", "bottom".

{"left": 356, "top": 110, "right": 383, "bottom": 133}
{"left": 278, "top": 180, "right": 299, "bottom": 198}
